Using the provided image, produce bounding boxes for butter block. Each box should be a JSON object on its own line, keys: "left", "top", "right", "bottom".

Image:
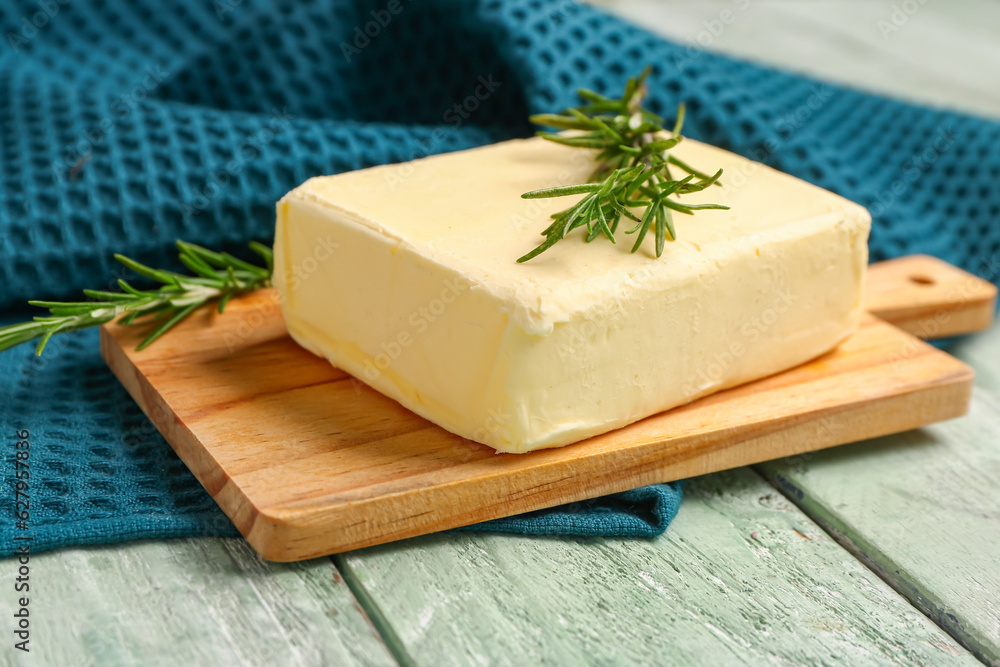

{"left": 273, "top": 137, "right": 870, "bottom": 453}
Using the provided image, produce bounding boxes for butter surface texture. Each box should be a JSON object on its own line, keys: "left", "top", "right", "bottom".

{"left": 273, "top": 137, "right": 870, "bottom": 453}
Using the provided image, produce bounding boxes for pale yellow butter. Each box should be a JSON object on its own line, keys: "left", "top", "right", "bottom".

{"left": 273, "top": 137, "right": 870, "bottom": 453}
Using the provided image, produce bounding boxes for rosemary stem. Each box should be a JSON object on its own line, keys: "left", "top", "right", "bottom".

{"left": 518, "top": 67, "right": 728, "bottom": 262}
{"left": 0, "top": 240, "right": 272, "bottom": 356}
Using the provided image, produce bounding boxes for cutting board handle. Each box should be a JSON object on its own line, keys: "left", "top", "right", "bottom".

{"left": 864, "top": 254, "right": 997, "bottom": 339}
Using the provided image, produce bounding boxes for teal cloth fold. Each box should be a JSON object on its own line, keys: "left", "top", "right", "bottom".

{"left": 1, "top": 0, "right": 998, "bottom": 556}
{"left": 0, "top": 318, "right": 682, "bottom": 555}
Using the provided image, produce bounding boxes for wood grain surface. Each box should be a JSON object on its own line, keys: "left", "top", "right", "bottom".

{"left": 340, "top": 468, "right": 978, "bottom": 666}
{"left": 755, "top": 320, "right": 1000, "bottom": 665}
{"left": 758, "top": 391, "right": 1000, "bottom": 665}
{"left": 863, "top": 255, "right": 997, "bottom": 338}
{"left": 18, "top": 538, "right": 394, "bottom": 666}
{"left": 588, "top": 0, "right": 1000, "bottom": 121}
{"left": 99, "top": 256, "right": 981, "bottom": 561}
{"left": 952, "top": 313, "right": 1000, "bottom": 395}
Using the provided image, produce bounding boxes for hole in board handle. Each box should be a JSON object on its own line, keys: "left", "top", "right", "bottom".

{"left": 909, "top": 274, "right": 936, "bottom": 286}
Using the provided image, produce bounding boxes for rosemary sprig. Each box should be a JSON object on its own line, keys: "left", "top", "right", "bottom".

{"left": 0, "top": 240, "right": 273, "bottom": 356}
{"left": 0, "top": 67, "right": 725, "bottom": 355}
{"left": 518, "top": 66, "right": 729, "bottom": 262}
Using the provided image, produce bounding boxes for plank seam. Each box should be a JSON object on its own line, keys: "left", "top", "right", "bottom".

{"left": 753, "top": 465, "right": 995, "bottom": 667}
{"left": 331, "top": 554, "right": 418, "bottom": 667}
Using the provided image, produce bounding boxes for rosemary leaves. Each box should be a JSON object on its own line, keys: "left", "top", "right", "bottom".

{"left": 517, "top": 67, "right": 728, "bottom": 262}
{"left": 0, "top": 241, "right": 272, "bottom": 356}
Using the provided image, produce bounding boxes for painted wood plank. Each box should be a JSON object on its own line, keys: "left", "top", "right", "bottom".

{"left": 589, "top": 0, "right": 1000, "bottom": 120}
{"left": 340, "top": 468, "right": 977, "bottom": 666}
{"left": 757, "top": 388, "right": 1000, "bottom": 664}
{"left": 10, "top": 537, "right": 395, "bottom": 666}
{"left": 952, "top": 317, "right": 1000, "bottom": 397}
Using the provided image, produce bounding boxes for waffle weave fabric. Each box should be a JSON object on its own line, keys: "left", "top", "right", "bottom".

{"left": 0, "top": 0, "right": 998, "bottom": 556}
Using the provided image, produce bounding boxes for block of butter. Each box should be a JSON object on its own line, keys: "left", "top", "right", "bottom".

{"left": 273, "top": 137, "right": 870, "bottom": 453}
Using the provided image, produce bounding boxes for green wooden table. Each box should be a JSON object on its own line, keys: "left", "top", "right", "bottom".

{"left": 11, "top": 2, "right": 1000, "bottom": 665}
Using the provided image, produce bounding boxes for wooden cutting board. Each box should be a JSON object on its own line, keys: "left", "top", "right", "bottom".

{"left": 101, "top": 255, "right": 996, "bottom": 561}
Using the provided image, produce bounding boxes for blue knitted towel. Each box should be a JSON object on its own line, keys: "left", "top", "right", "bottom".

{"left": 1, "top": 0, "right": 998, "bottom": 557}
